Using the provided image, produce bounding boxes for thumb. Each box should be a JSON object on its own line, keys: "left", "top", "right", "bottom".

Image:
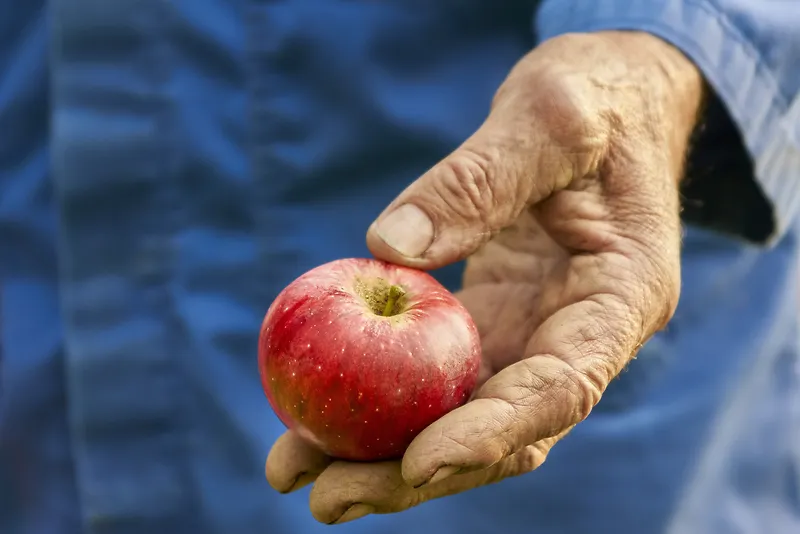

{"left": 366, "top": 119, "right": 573, "bottom": 270}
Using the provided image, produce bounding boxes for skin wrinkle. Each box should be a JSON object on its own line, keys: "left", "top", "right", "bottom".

{"left": 480, "top": 354, "right": 603, "bottom": 436}
{"left": 438, "top": 151, "right": 500, "bottom": 227}
{"left": 266, "top": 31, "right": 706, "bottom": 524}
{"left": 579, "top": 296, "right": 640, "bottom": 375}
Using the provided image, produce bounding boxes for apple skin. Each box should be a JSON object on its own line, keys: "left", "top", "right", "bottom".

{"left": 259, "top": 257, "right": 481, "bottom": 462}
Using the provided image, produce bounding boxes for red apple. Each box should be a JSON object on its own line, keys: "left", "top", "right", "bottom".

{"left": 259, "top": 257, "right": 481, "bottom": 461}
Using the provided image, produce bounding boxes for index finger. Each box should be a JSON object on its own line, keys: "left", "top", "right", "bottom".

{"left": 400, "top": 291, "right": 641, "bottom": 488}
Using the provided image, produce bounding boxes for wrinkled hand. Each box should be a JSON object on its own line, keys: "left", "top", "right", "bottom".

{"left": 266, "top": 31, "right": 705, "bottom": 524}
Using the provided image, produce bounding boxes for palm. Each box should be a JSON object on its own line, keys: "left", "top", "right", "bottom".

{"left": 266, "top": 31, "right": 701, "bottom": 524}
{"left": 457, "top": 182, "right": 613, "bottom": 388}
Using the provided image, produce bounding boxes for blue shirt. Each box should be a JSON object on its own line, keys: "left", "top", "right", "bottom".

{"left": 1, "top": 1, "right": 799, "bottom": 533}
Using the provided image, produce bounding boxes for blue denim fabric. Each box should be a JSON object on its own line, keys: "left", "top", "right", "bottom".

{"left": 1, "top": 1, "right": 798, "bottom": 533}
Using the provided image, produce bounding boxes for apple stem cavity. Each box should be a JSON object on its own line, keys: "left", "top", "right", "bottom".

{"left": 382, "top": 285, "right": 406, "bottom": 317}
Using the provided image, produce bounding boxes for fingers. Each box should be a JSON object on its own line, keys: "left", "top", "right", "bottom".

{"left": 401, "top": 294, "right": 640, "bottom": 488}
{"left": 265, "top": 431, "right": 333, "bottom": 493}
{"left": 364, "top": 46, "right": 626, "bottom": 272}
{"left": 365, "top": 116, "right": 579, "bottom": 270}
{"left": 308, "top": 443, "right": 557, "bottom": 524}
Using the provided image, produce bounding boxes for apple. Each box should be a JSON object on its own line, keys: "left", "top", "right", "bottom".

{"left": 259, "top": 257, "right": 481, "bottom": 461}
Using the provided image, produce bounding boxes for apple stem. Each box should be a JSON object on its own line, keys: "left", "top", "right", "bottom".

{"left": 382, "top": 285, "right": 406, "bottom": 317}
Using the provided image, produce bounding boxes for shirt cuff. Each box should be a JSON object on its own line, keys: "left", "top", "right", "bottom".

{"left": 535, "top": 0, "right": 800, "bottom": 244}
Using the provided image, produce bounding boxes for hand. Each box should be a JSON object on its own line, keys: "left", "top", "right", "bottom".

{"left": 266, "top": 31, "right": 705, "bottom": 524}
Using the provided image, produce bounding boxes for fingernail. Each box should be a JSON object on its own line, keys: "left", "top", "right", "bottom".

{"left": 428, "top": 465, "right": 461, "bottom": 485}
{"left": 375, "top": 204, "right": 434, "bottom": 258}
{"left": 333, "top": 504, "right": 375, "bottom": 524}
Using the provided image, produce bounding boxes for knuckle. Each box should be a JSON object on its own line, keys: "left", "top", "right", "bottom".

{"left": 627, "top": 250, "right": 681, "bottom": 334}
{"left": 434, "top": 147, "right": 501, "bottom": 227}
{"left": 561, "top": 295, "right": 636, "bottom": 377}
{"left": 599, "top": 250, "right": 680, "bottom": 341}
{"left": 558, "top": 359, "right": 606, "bottom": 422}
{"left": 651, "top": 265, "right": 681, "bottom": 330}
{"left": 655, "top": 254, "right": 681, "bottom": 317}
{"left": 495, "top": 355, "right": 605, "bottom": 432}
{"left": 514, "top": 443, "right": 550, "bottom": 473}
{"left": 516, "top": 354, "right": 608, "bottom": 425}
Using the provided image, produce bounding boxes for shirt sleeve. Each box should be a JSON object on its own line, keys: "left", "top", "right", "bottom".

{"left": 534, "top": 0, "right": 800, "bottom": 245}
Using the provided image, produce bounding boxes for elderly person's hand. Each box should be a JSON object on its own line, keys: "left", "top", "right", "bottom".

{"left": 266, "top": 31, "right": 704, "bottom": 524}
